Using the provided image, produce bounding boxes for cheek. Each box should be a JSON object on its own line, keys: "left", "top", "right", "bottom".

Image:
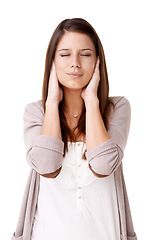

{"left": 87, "top": 62, "right": 96, "bottom": 77}
{"left": 54, "top": 61, "right": 65, "bottom": 80}
{"left": 54, "top": 60, "right": 62, "bottom": 72}
{"left": 91, "top": 61, "right": 96, "bottom": 69}
{"left": 88, "top": 59, "right": 96, "bottom": 71}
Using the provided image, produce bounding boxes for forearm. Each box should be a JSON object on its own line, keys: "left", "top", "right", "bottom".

{"left": 84, "top": 96, "right": 130, "bottom": 177}
{"left": 85, "top": 97, "right": 111, "bottom": 151}
{"left": 40, "top": 102, "right": 62, "bottom": 141}
{"left": 38, "top": 103, "right": 63, "bottom": 178}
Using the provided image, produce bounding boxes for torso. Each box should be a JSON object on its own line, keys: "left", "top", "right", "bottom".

{"left": 64, "top": 113, "right": 86, "bottom": 143}
{"left": 67, "top": 133, "right": 86, "bottom": 143}
{"left": 31, "top": 143, "right": 121, "bottom": 240}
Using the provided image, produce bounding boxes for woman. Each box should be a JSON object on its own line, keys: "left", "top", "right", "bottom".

{"left": 12, "top": 18, "right": 137, "bottom": 240}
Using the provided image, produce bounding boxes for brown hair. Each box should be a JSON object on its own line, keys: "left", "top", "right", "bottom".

{"left": 41, "top": 18, "right": 115, "bottom": 159}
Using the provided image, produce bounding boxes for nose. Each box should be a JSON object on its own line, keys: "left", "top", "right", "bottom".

{"left": 70, "top": 56, "right": 81, "bottom": 68}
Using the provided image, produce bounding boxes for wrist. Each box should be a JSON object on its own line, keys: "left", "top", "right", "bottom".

{"left": 84, "top": 96, "right": 99, "bottom": 107}
{"left": 46, "top": 100, "right": 59, "bottom": 111}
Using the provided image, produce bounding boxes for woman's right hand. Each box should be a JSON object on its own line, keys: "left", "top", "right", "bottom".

{"left": 46, "top": 61, "right": 63, "bottom": 106}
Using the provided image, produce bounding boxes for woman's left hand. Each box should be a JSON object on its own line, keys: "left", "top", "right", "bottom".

{"left": 81, "top": 56, "right": 100, "bottom": 102}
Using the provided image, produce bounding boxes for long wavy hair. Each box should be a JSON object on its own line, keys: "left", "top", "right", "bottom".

{"left": 41, "top": 18, "right": 115, "bottom": 159}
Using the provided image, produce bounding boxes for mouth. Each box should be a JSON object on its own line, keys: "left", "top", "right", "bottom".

{"left": 67, "top": 73, "right": 83, "bottom": 78}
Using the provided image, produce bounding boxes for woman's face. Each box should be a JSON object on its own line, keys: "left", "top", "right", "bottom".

{"left": 54, "top": 31, "right": 97, "bottom": 90}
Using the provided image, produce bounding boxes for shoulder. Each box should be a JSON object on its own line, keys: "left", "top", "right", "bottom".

{"left": 108, "top": 96, "right": 130, "bottom": 106}
{"left": 24, "top": 99, "right": 43, "bottom": 112}
{"left": 23, "top": 99, "right": 44, "bottom": 120}
{"left": 108, "top": 96, "right": 131, "bottom": 117}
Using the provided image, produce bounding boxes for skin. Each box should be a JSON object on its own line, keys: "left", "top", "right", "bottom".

{"left": 45, "top": 32, "right": 105, "bottom": 178}
{"left": 53, "top": 31, "right": 100, "bottom": 114}
{"left": 46, "top": 31, "right": 100, "bottom": 141}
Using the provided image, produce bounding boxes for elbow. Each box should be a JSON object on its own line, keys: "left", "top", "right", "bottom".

{"left": 40, "top": 167, "right": 62, "bottom": 178}
{"left": 88, "top": 147, "right": 123, "bottom": 177}
{"left": 89, "top": 163, "right": 109, "bottom": 178}
{"left": 26, "top": 147, "right": 63, "bottom": 175}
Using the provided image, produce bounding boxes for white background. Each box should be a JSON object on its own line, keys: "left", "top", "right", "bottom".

{"left": 0, "top": 0, "right": 155, "bottom": 239}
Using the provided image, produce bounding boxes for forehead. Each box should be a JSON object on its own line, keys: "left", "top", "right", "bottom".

{"left": 57, "top": 31, "right": 95, "bottom": 50}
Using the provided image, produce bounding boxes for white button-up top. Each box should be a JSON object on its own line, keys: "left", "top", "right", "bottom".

{"left": 31, "top": 142, "right": 120, "bottom": 240}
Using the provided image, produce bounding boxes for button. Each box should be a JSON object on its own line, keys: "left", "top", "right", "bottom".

{"left": 78, "top": 164, "right": 81, "bottom": 167}
{"left": 77, "top": 143, "right": 81, "bottom": 146}
{"left": 78, "top": 186, "right": 81, "bottom": 189}
{"left": 78, "top": 196, "right": 82, "bottom": 199}
{"left": 77, "top": 176, "right": 81, "bottom": 178}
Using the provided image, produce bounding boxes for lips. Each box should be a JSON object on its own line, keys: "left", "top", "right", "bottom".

{"left": 67, "top": 72, "right": 83, "bottom": 77}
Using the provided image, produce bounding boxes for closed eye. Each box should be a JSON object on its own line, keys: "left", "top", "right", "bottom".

{"left": 60, "top": 54, "right": 91, "bottom": 57}
{"left": 60, "top": 54, "right": 70, "bottom": 57}
{"left": 81, "top": 54, "right": 91, "bottom": 56}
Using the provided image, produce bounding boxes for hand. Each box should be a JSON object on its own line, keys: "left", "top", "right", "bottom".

{"left": 46, "top": 61, "right": 63, "bottom": 106}
{"left": 81, "top": 56, "right": 100, "bottom": 102}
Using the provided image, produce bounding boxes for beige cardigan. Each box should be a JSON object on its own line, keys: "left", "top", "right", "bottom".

{"left": 11, "top": 96, "right": 137, "bottom": 240}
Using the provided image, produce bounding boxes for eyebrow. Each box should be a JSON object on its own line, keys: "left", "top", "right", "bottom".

{"left": 58, "top": 48, "right": 94, "bottom": 52}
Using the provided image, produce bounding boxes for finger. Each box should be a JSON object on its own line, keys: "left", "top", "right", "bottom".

{"left": 96, "top": 57, "right": 100, "bottom": 67}
{"left": 49, "top": 62, "right": 54, "bottom": 77}
{"left": 93, "top": 58, "right": 100, "bottom": 75}
{"left": 53, "top": 62, "right": 58, "bottom": 80}
{"left": 50, "top": 62, "right": 57, "bottom": 80}
{"left": 52, "top": 61, "right": 56, "bottom": 72}
{"left": 52, "top": 61, "right": 56, "bottom": 73}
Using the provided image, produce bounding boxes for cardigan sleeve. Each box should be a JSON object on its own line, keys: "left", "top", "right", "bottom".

{"left": 23, "top": 100, "right": 64, "bottom": 175}
{"left": 85, "top": 96, "right": 131, "bottom": 176}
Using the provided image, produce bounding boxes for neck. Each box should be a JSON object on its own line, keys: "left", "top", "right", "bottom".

{"left": 62, "top": 87, "right": 85, "bottom": 115}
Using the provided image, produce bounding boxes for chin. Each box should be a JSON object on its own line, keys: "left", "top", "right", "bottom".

{"left": 60, "top": 83, "right": 80, "bottom": 90}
